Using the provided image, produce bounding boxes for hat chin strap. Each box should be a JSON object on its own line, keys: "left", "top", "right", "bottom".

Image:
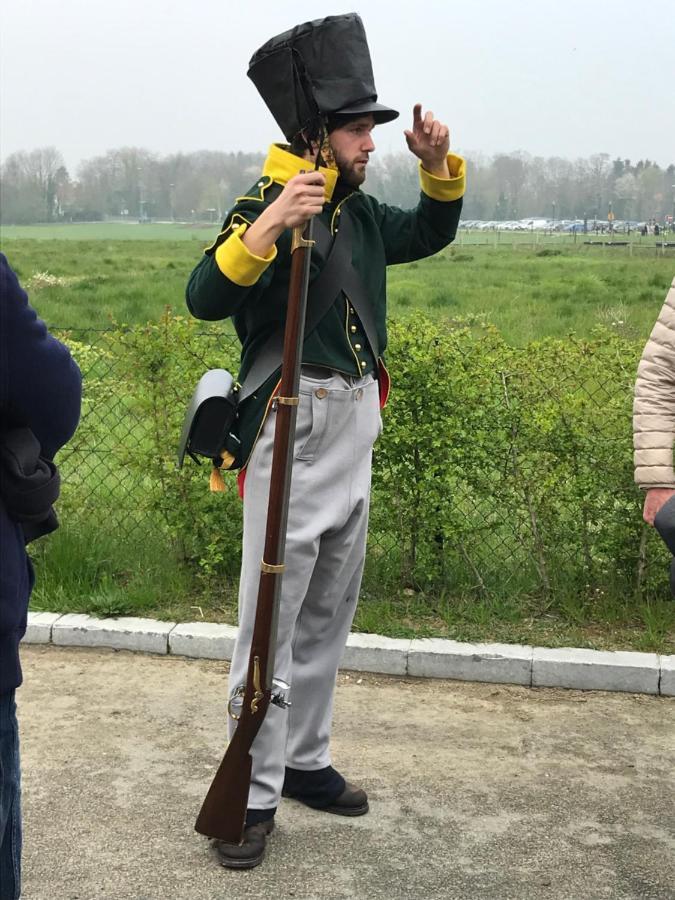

{"left": 317, "top": 125, "right": 338, "bottom": 172}
{"left": 294, "top": 120, "right": 338, "bottom": 172}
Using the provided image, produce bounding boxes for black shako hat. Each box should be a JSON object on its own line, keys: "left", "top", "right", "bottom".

{"left": 247, "top": 13, "right": 399, "bottom": 141}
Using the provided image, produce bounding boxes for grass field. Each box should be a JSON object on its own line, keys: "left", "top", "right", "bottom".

{"left": 1, "top": 231, "right": 673, "bottom": 344}
{"left": 2, "top": 220, "right": 671, "bottom": 245}
{"left": 0, "top": 222, "right": 216, "bottom": 241}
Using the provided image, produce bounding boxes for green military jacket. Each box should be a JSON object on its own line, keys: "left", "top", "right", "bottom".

{"left": 186, "top": 143, "right": 465, "bottom": 469}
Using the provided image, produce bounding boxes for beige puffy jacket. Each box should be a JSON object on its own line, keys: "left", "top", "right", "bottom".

{"left": 634, "top": 276, "right": 675, "bottom": 489}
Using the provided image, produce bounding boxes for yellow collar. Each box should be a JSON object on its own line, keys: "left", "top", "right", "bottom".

{"left": 262, "top": 144, "right": 338, "bottom": 203}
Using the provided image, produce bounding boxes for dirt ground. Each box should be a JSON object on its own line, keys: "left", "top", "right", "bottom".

{"left": 15, "top": 645, "right": 675, "bottom": 900}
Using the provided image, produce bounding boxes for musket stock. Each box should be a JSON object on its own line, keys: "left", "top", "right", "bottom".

{"left": 194, "top": 218, "right": 316, "bottom": 844}
{"left": 194, "top": 718, "right": 256, "bottom": 842}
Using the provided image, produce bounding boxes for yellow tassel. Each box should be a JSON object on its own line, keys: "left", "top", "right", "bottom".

{"left": 210, "top": 466, "right": 227, "bottom": 493}
{"left": 209, "top": 450, "right": 236, "bottom": 493}
{"left": 221, "top": 450, "right": 235, "bottom": 469}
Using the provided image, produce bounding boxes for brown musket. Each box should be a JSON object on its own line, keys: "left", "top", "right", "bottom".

{"left": 194, "top": 216, "right": 316, "bottom": 845}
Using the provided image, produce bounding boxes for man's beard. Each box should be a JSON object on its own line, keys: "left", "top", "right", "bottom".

{"left": 332, "top": 147, "right": 368, "bottom": 188}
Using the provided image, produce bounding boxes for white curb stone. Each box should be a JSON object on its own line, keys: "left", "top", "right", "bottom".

{"left": 24, "top": 612, "right": 62, "bottom": 644}
{"left": 660, "top": 655, "right": 675, "bottom": 697}
{"left": 408, "top": 639, "right": 533, "bottom": 685}
{"left": 169, "top": 622, "right": 238, "bottom": 660}
{"left": 52, "top": 614, "right": 174, "bottom": 654}
{"left": 340, "top": 633, "right": 410, "bottom": 675}
{"left": 28, "top": 608, "right": 673, "bottom": 696}
{"left": 532, "top": 647, "right": 660, "bottom": 694}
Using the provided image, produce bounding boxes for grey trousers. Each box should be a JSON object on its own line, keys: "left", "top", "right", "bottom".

{"left": 228, "top": 370, "right": 381, "bottom": 810}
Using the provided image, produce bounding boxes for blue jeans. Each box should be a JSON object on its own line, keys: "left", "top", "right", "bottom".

{"left": 0, "top": 690, "right": 21, "bottom": 899}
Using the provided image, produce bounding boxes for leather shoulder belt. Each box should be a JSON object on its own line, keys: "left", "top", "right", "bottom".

{"left": 237, "top": 188, "right": 378, "bottom": 403}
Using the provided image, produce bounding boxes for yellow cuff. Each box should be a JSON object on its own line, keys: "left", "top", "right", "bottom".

{"left": 214, "top": 225, "right": 277, "bottom": 287}
{"left": 419, "top": 153, "right": 466, "bottom": 202}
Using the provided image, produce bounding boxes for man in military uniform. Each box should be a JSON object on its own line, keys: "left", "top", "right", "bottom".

{"left": 186, "top": 13, "right": 465, "bottom": 869}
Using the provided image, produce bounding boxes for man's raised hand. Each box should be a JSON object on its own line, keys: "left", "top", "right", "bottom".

{"left": 404, "top": 104, "right": 450, "bottom": 176}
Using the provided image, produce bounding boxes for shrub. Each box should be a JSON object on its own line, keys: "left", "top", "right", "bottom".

{"left": 44, "top": 311, "right": 669, "bottom": 616}
{"left": 369, "top": 314, "right": 663, "bottom": 607}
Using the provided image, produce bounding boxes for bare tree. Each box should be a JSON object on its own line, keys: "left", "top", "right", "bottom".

{"left": 1, "top": 147, "right": 68, "bottom": 222}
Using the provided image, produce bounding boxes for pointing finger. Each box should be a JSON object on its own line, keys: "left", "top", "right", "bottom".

{"left": 412, "top": 103, "right": 422, "bottom": 128}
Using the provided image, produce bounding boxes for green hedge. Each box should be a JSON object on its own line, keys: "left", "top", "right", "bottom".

{"left": 371, "top": 315, "right": 651, "bottom": 602}
{"left": 39, "top": 311, "right": 670, "bottom": 619}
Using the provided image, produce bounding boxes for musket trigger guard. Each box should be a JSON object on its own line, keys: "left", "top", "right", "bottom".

{"left": 227, "top": 686, "right": 245, "bottom": 721}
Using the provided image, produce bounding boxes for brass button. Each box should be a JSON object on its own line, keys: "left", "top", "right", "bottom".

{"left": 360, "top": 360, "right": 367, "bottom": 369}
{"left": 315, "top": 388, "right": 328, "bottom": 399}
{"left": 354, "top": 343, "right": 362, "bottom": 351}
{"left": 350, "top": 325, "right": 357, "bottom": 333}
{"left": 356, "top": 388, "right": 363, "bottom": 400}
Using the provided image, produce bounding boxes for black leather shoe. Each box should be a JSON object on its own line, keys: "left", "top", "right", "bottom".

{"left": 214, "top": 818, "right": 274, "bottom": 870}
{"left": 283, "top": 779, "right": 369, "bottom": 817}
{"left": 321, "top": 781, "right": 369, "bottom": 817}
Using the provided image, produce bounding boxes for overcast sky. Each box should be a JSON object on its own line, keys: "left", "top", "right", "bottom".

{"left": 1, "top": 0, "right": 673, "bottom": 174}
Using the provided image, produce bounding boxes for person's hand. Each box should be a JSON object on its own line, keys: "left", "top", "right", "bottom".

{"left": 404, "top": 104, "right": 450, "bottom": 175}
{"left": 270, "top": 172, "right": 326, "bottom": 229}
{"left": 242, "top": 171, "right": 326, "bottom": 257}
{"left": 643, "top": 487, "right": 675, "bottom": 525}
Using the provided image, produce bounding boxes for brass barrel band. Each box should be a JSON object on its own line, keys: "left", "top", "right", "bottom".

{"left": 276, "top": 396, "right": 299, "bottom": 406}
{"left": 261, "top": 560, "right": 285, "bottom": 574}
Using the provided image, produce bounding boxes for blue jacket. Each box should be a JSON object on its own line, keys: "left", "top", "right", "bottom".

{"left": 0, "top": 254, "right": 82, "bottom": 693}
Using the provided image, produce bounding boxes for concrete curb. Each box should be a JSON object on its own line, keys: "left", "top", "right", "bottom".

{"left": 532, "top": 647, "right": 661, "bottom": 695}
{"left": 169, "top": 622, "right": 238, "bottom": 660}
{"left": 23, "top": 612, "right": 674, "bottom": 696}
{"left": 51, "top": 613, "right": 175, "bottom": 655}
{"left": 408, "top": 638, "right": 533, "bottom": 685}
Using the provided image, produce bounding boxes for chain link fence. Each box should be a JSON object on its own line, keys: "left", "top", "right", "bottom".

{"left": 56, "top": 325, "right": 230, "bottom": 534}
{"left": 41, "top": 314, "right": 670, "bottom": 611}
